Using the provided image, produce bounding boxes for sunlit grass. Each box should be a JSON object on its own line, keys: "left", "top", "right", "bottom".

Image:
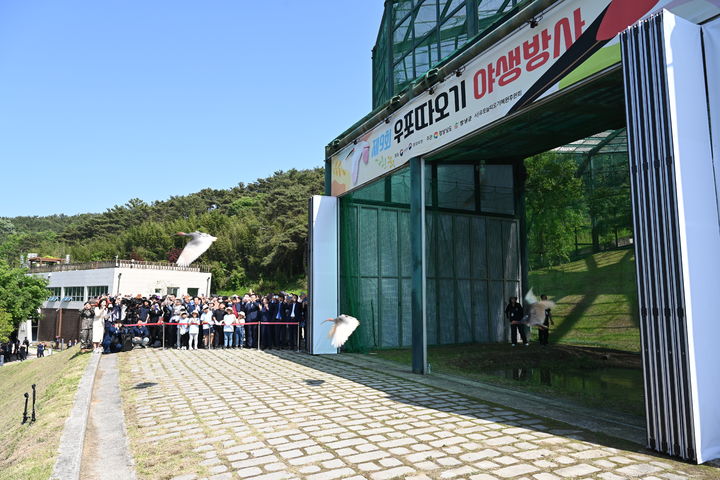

{"left": 0, "top": 347, "right": 90, "bottom": 480}
{"left": 528, "top": 249, "right": 640, "bottom": 352}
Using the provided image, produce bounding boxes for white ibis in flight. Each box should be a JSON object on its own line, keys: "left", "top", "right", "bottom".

{"left": 324, "top": 314, "right": 360, "bottom": 348}
{"left": 523, "top": 288, "right": 555, "bottom": 327}
{"left": 176, "top": 231, "right": 217, "bottom": 266}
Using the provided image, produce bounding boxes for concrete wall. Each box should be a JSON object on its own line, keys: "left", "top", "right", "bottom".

{"left": 33, "top": 267, "right": 213, "bottom": 311}
{"left": 113, "top": 267, "right": 211, "bottom": 299}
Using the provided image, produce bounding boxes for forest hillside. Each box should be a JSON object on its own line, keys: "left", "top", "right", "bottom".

{"left": 0, "top": 168, "right": 324, "bottom": 292}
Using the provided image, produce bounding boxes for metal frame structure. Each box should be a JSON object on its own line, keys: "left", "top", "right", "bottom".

{"left": 315, "top": 0, "right": 720, "bottom": 463}
{"left": 372, "top": 0, "right": 531, "bottom": 108}
{"left": 551, "top": 129, "right": 633, "bottom": 254}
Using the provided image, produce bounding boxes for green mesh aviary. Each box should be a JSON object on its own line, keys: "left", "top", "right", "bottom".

{"left": 337, "top": 129, "right": 631, "bottom": 352}
{"left": 373, "top": 0, "right": 532, "bottom": 109}
{"left": 339, "top": 163, "right": 521, "bottom": 352}
{"left": 554, "top": 128, "right": 633, "bottom": 254}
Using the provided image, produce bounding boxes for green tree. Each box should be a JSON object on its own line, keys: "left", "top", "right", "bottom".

{"left": 525, "top": 152, "right": 587, "bottom": 268}
{"left": 0, "top": 218, "right": 16, "bottom": 239}
{"left": 0, "top": 310, "right": 13, "bottom": 343}
{"left": 0, "top": 261, "right": 47, "bottom": 338}
{"left": 584, "top": 157, "right": 633, "bottom": 250}
{"left": 3, "top": 167, "right": 326, "bottom": 287}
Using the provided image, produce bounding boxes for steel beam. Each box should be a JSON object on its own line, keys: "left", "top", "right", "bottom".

{"left": 410, "top": 157, "right": 427, "bottom": 374}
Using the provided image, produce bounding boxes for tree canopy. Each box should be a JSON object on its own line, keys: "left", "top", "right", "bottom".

{"left": 0, "top": 261, "right": 47, "bottom": 342}
{"left": 0, "top": 168, "right": 324, "bottom": 292}
{"left": 525, "top": 152, "right": 587, "bottom": 268}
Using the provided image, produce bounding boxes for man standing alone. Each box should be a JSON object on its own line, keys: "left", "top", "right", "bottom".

{"left": 505, "top": 296, "right": 527, "bottom": 346}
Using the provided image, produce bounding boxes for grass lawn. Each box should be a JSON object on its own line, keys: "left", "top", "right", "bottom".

{"left": 528, "top": 248, "right": 640, "bottom": 352}
{"left": 0, "top": 347, "right": 90, "bottom": 480}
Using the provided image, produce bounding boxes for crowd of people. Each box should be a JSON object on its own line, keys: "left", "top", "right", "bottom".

{"left": 80, "top": 292, "right": 308, "bottom": 354}
{"left": 0, "top": 338, "right": 30, "bottom": 363}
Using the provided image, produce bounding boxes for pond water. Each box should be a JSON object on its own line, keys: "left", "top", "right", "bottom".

{"left": 481, "top": 366, "right": 645, "bottom": 412}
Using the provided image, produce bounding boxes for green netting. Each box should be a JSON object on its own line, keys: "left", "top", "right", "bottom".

{"left": 339, "top": 163, "right": 521, "bottom": 352}
{"left": 553, "top": 128, "right": 633, "bottom": 255}
{"left": 372, "top": 0, "right": 532, "bottom": 109}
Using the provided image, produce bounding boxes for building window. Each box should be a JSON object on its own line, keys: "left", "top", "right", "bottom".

{"left": 167, "top": 287, "right": 179, "bottom": 296}
{"left": 187, "top": 288, "right": 199, "bottom": 297}
{"left": 47, "top": 287, "right": 61, "bottom": 301}
{"left": 87, "top": 286, "right": 109, "bottom": 300}
{"left": 64, "top": 286, "right": 85, "bottom": 302}
{"left": 154, "top": 288, "right": 162, "bottom": 294}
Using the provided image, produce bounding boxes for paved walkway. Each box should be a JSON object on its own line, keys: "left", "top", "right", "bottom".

{"left": 122, "top": 349, "right": 718, "bottom": 480}
{"left": 80, "top": 354, "right": 136, "bottom": 480}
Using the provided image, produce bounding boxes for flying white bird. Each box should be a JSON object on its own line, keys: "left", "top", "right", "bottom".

{"left": 523, "top": 288, "right": 555, "bottom": 326}
{"left": 323, "top": 314, "right": 360, "bottom": 348}
{"left": 176, "top": 231, "right": 217, "bottom": 266}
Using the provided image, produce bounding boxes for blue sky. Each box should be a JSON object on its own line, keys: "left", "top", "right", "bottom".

{"left": 0, "top": 1, "right": 384, "bottom": 217}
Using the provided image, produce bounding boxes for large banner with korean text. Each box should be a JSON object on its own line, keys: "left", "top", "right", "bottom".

{"left": 330, "top": 0, "right": 672, "bottom": 197}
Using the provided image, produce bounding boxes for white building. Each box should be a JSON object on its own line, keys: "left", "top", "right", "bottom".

{"left": 28, "top": 260, "right": 212, "bottom": 341}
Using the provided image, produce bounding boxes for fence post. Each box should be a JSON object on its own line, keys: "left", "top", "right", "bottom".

{"left": 257, "top": 322, "right": 260, "bottom": 350}
{"left": 22, "top": 393, "right": 29, "bottom": 424}
{"left": 31, "top": 384, "right": 36, "bottom": 422}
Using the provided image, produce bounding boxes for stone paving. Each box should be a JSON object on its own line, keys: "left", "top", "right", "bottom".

{"left": 122, "top": 349, "right": 718, "bottom": 480}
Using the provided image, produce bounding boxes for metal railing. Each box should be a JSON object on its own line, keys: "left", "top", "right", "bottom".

{"left": 29, "top": 259, "right": 211, "bottom": 273}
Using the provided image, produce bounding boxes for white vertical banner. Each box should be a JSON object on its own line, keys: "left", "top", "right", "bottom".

{"left": 308, "top": 195, "right": 339, "bottom": 355}
{"left": 698, "top": 15, "right": 720, "bottom": 463}
{"left": 665, "top": 12, "right": 720, "bottom": 464}
{"left": 704, "top": 17, "right": 720, "bottom": 202}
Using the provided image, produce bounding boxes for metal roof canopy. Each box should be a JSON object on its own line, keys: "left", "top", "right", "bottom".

{"left": 425, "top": 66, "right": 626, "bottom": 165}
{"left": 554, "top": 128, "right": 627, "bottom": 155}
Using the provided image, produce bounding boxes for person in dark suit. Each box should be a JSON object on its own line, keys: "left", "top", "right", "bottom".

{"left": 148, "top": 301, "right": 163, "bottom": 347}
{"left": 102, "top": 322, "right": 123, "bottom": 354}
{"left": 505, "top": 297, "right": 527, "bottom": 346}
{"left": 244, "top": 294, "right": 259, "bottom": 348}
{"left": 212, "top": 303, "right": 226, "bottom": 348}
{"left": 271, "top": 295, "right": 285, "bottom": 348}
{"left": 299, "top": 294, "right": 308, "bottom": 350}
{"left": 286, "top": 294, "right": 301, "bottom": 350}
{"left": 162, "top": 299, "right": 174, "bottom": 348}
{"left": 259, "top": 296, "right": 272, "bottom": 349}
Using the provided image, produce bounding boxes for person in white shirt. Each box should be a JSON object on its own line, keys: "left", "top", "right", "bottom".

{"left": 200, "top": 305, "right": 213, "bottom": 349}
{"left": 188, "top": 311, "right": 201, "bottom": 350}
{"left": 222, "top": 308, "right": 237, "bottom": 348}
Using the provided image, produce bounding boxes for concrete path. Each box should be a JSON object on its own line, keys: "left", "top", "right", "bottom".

{"left": 80, "top": 354, "right": 136, "bottom": 480}
{"left": 333, "top": 353, "right": 647, "bottom": 446}
{"left": 122, "top": 349, "right": 719, "bottom": 480}
{"left": 51, "top": 351, "right": 100, "bottom": 480}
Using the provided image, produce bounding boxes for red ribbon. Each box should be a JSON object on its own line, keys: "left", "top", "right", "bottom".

{"left": 120, "top": 321, "right": 299, "bottom": 327}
